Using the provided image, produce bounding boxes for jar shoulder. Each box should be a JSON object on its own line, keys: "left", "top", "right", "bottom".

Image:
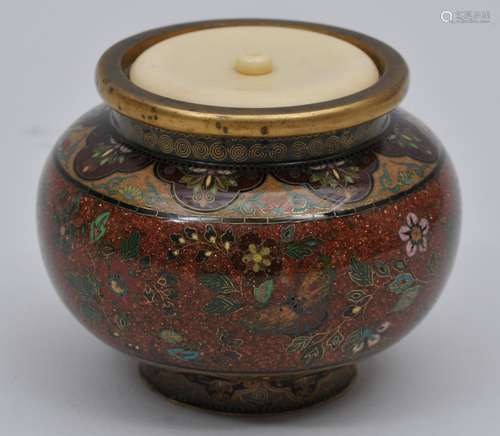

{"left": 49, "top": 105, "right": 456, "bottom": 223}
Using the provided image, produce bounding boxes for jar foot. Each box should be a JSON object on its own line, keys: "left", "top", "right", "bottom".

{"left": 139, "top": 363, "right": 357, "bottom": 414}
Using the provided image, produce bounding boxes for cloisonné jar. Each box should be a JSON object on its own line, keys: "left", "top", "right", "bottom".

{"left": 37, "top": 19, "right": 461, "bottom": 414}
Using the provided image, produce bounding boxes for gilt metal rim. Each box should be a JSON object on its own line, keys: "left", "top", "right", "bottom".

{"left": 96, "top": 19, "right": 409, "bottom": 137}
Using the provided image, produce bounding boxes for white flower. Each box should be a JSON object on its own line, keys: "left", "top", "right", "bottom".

{"left": 377, "top": 321, "right": 391, "bottom": 333}
{"left": 367, "top": 334, "right": 381, "bottom": 348}
{"left": 352, "top": 342, "right": 365, "bottom": 354}
{"left": 399, "top": 213, "right": 429, "bottom": 257}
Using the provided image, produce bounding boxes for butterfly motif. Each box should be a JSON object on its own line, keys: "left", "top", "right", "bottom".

{"left": 244, "top": 266, "right": 335, "bottom": 336}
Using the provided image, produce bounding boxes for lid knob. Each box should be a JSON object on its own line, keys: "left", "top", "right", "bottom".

{"left": 235, "top": 52, "right": 273, "bottom": 75}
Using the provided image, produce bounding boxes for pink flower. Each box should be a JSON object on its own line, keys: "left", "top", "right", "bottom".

{"left": 399, "top": 213, "right": 429, "bottom": 257}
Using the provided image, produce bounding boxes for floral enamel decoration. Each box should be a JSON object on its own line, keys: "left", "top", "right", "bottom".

{"left": 108, "top": 273, "right": 128, "bottom": 297}
{"left": 74, "top": 123, "right": 152, "bottom": 180}
{"left": 344, "top": 321, "right": 391, "bottom": 355}
{"left": 273, "top": 151, "right": 378, "bottom": 204}
{"left": 70, "top": 112, "right": 442, "bottom": 221}
{"left": 155, "top": 163, "right": 265, "bottom": 212}
{"left": 231, "top": 233, "right": 283, "bottom": 282}
{"left": 377, "top": 120, "right": 439, "bottom": 163}
{"left": 399, "top": 212, "right": 430, "bottom": 257}
{"left": 242, "top": 243, "right": 272, "bottom": 273}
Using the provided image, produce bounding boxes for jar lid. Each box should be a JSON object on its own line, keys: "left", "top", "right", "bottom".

{"left": 128, "top": 25, "right": 380, "bottom": 108}
{"left": 96, "top": 19, "right": 408, "bottom": 139}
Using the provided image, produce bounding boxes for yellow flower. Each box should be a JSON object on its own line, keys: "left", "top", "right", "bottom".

{"left": 108, "top": 274, "right": 128, "bottom": 297}
{"left": 242, "top": 244, "right": 272, "bottom": 273}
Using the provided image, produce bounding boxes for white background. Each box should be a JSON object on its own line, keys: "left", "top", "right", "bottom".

{"left": 1, "top": 1, "right": 499, "bottom": 435}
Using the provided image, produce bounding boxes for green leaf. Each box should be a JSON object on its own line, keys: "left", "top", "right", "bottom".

{"left": 167, "top": 348, "right": 200, "bottom": 361}
{"left": 79, "top": 302, "right": 102, "bottom": 323}
{"left": 349, "top": 256, "right": 373, "bottom": 287}
{"left": 427, "top": 252, "right": 438, "bottom": 274}
{"left": 62, "top": 193, "right": 81, "bottom": 221}
{"left": 81, "top": 275, "right": 99, "bottom": 297}
{"left": 317, "top": 256, "right": 336, "bottom": 283}
{"left": 373, "top": 260, "right": 391, "bottom": 277}
{"left": 253, "top": 279, "right": 274, "bottom": 305}
{"left": 301, "top": 342, "right": 326, "bottom": 365}
{"left": 139, "top": 256, "right": 151, "bottom": 269}
{"left": 391, "top": 287, "right": 420, "bottom": 312}
{"left": 285, "top": 237, "right": 323, "bottom": 260}
{"left": 178, "top": 174, "right": 201, "bottom": 187}
{"left": 280, "top": 225, "right": 295, "bottom": 243}
{"left": 203, "top": 295, "right": 243, "bottom": 315}
{"left": 199, "top": 273, "right": 236, "bottom": 294}
{"left": 302, "top": 237, "right": 322, "bottom": 248}
{"left": 285, "top": 242, "right": 313, "bottom": 259}
{"left": 342, "top": 328, "right": 364, "bottom": 352}
{"left": 159, "top": 329, "right": 183, "bottom": 344}
{"left": 67, "top": 273, "right": 100, "bottom": 298}
{"left": 346, "top": 289, "right": 367, "bottom": 303}
{"left": 90, "top": 211, "right": 110, "bottom": 243}
{"left": 388, "top": 273, "right": 418, "bottom": 294}
{"left": 120, "top": 231, "right": 141, "bottom": 261}
{"left": 329, "top": 332, "right": 344, "bottom": 350}
{"left": 392, "top": 259, "right": 407, "bottom": 272}
{"left": 160, "top": 272, "right": 177, "bottom": 287}
{"left": 114, "top": 312, "right": 129, "bottom": 330}
{"left": 287, "top": 336, "right": 312, "bottom": 353}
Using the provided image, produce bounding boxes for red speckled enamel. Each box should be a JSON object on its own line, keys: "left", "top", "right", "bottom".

{"left": 38, "top": 148, "right": 460, "bottom": 373}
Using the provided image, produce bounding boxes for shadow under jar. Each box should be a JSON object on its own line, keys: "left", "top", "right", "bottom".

{"left": 37, "top": 19, "right": 461, "bottom": 414}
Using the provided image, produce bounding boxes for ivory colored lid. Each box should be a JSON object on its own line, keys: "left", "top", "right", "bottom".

{"left": 128, "top": 26, "right": 380, "bottom": 108}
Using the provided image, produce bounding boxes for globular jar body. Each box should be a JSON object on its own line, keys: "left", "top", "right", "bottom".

{"left": 37, "top": 20, "right": 460, "bottom": 414}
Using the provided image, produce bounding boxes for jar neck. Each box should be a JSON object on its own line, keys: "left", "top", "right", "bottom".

{"left": 109, "top": 109, "right": 392, "bottom": 167}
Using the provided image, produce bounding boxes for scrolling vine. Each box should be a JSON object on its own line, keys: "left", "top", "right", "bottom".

{"left": 287, "top": 249, "right": 438, "bottom": 366}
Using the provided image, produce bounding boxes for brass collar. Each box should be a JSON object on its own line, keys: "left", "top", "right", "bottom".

{"left": 96, "top": 19, "right": 409, "bottom": 138}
